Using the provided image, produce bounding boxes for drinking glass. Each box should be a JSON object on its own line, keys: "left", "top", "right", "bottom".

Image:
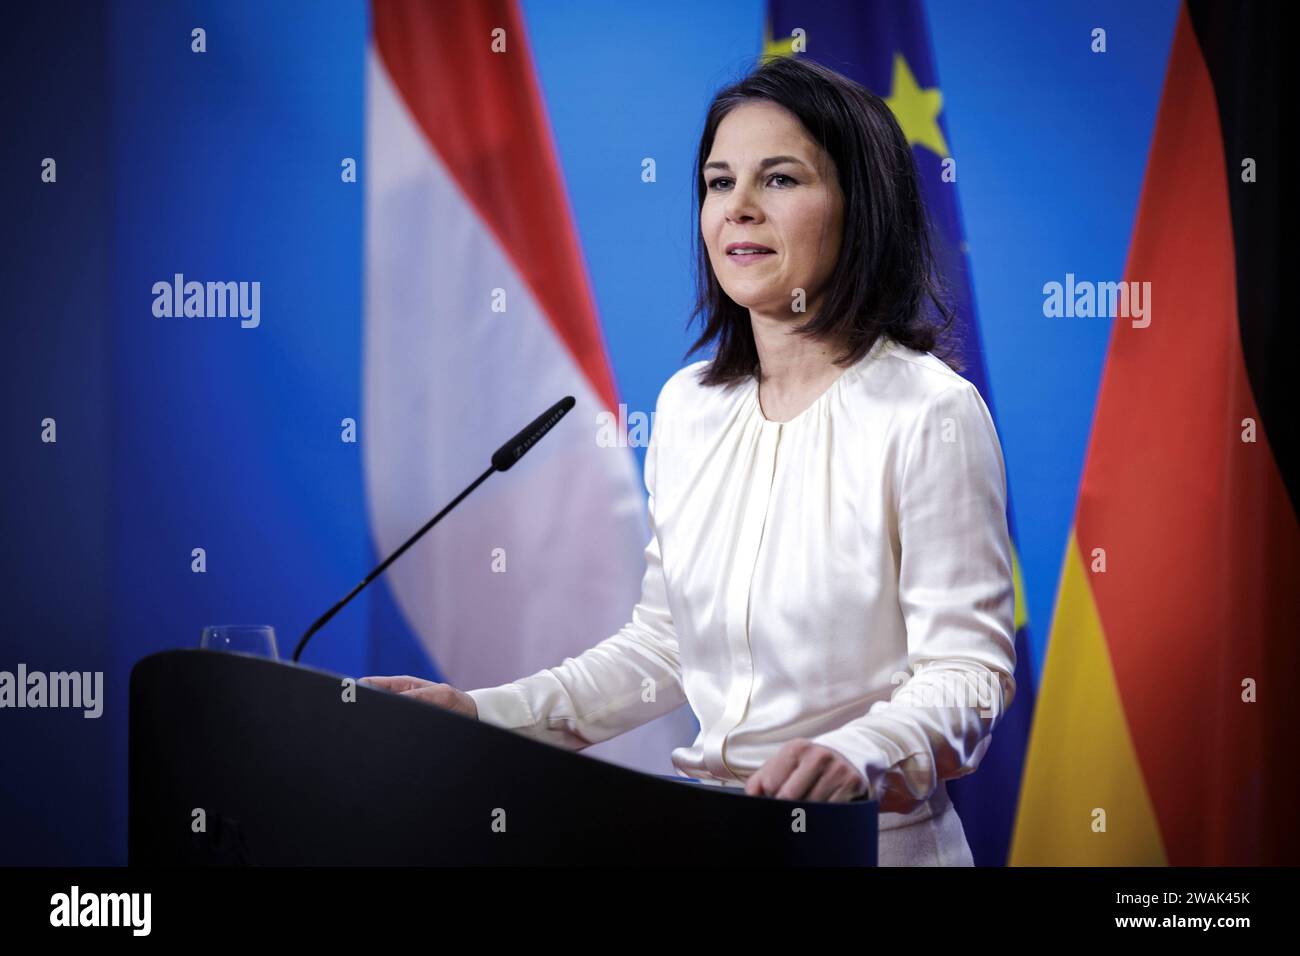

{"left": 200, "top": 625, "right": 279, "bottom": 660}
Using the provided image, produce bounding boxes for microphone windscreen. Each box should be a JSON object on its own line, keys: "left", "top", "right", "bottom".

{"left": 491, "top": 396, "right": 576, "bottom": 471}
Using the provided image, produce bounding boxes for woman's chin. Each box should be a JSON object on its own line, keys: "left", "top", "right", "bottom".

{"left": 719, "top": 286, "right": 778, "bottom": 311}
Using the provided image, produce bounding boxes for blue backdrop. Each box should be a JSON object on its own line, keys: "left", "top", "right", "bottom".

{"left": 0, "top": 0, "right": 1178, "bottom": 865}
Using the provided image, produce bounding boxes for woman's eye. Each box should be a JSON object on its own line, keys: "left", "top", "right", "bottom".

{"left": 707, "top": 174, "right": 796, "bottom": 190}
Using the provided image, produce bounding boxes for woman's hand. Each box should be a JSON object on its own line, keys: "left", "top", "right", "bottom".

{"left": 358, "top": 674, "right": 479, "bottom": 720}
{"left": 744, "top": 739, "right": 869, "bottom": 802}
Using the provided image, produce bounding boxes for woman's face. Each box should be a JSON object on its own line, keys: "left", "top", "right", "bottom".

{"left": 701, "top": 100, "right": 844, "bottom": 317}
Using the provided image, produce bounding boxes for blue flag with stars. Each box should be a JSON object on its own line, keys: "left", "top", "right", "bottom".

{"left": 764, "top": 0, "right": 1036, "bottom": 867}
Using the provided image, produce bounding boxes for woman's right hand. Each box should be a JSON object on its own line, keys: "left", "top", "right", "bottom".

{"left": 358, "top": 674, "right": 479, "bottom": 719}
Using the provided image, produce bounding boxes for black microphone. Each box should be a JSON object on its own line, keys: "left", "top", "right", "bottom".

{"left": 291, "top": 395, "right": 577, "bottom": 663}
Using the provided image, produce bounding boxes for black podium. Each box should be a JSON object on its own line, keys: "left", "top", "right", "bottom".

{"left": 129, "top": 650, "right": 877, "bottom": 865}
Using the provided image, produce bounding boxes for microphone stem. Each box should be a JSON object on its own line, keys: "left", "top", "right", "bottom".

{"left": 291, "top": 463, "right": 498, "bottom": 662}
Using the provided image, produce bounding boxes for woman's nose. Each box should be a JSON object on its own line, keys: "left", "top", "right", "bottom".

{"left": 722, "top": 174, "right": 759, "bottom": 221}
{"left": 725, "top": 197, "right": 761, "bottom": 224}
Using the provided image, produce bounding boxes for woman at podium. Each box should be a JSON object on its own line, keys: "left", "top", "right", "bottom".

{"left": 364, "top": 56, "right": 1015, "bottom": 867}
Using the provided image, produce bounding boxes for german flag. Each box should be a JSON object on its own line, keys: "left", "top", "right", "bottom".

{"left": 1012, "top": 1, "right": 1297, "bottom": 864}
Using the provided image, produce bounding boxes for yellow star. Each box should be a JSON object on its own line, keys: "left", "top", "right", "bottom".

{"left": 762, "top": 18, "right": 796, "bottom": 59}
{"left": 884, "top": 53, "right": 949, "bottom": 157}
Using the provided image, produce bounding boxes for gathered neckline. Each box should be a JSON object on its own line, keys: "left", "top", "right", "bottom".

{"left": 750, "top": 337, "right": 892, "bottom": 427}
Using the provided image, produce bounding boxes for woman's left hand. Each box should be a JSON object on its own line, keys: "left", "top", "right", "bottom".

{"left": 744, "top": 739, "right": 869, "bottom": 802}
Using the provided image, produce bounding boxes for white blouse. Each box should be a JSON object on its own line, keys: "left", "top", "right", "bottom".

{"left": 468, "top": 336, "right": 1017, "bottom": 863}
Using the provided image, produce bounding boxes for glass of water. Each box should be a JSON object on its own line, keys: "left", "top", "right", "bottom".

{"left": 200, "top": 625, "right": 279, "bottom": 660}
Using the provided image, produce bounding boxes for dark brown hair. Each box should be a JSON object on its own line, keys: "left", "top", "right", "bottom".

{"left": 685, "top": 55, "right": 962, "bottom": 385}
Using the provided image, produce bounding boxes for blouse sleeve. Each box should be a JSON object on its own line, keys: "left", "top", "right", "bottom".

{"left": 810, "top": 381, "right": 1018, "bottom": 812}
{"left": 465, "top": 392, "right": 687, "bottom": 750}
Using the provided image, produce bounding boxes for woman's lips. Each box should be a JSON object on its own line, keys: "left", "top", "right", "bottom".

{"left": 726, "top": 250, "right": 775, "bottom": 266}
